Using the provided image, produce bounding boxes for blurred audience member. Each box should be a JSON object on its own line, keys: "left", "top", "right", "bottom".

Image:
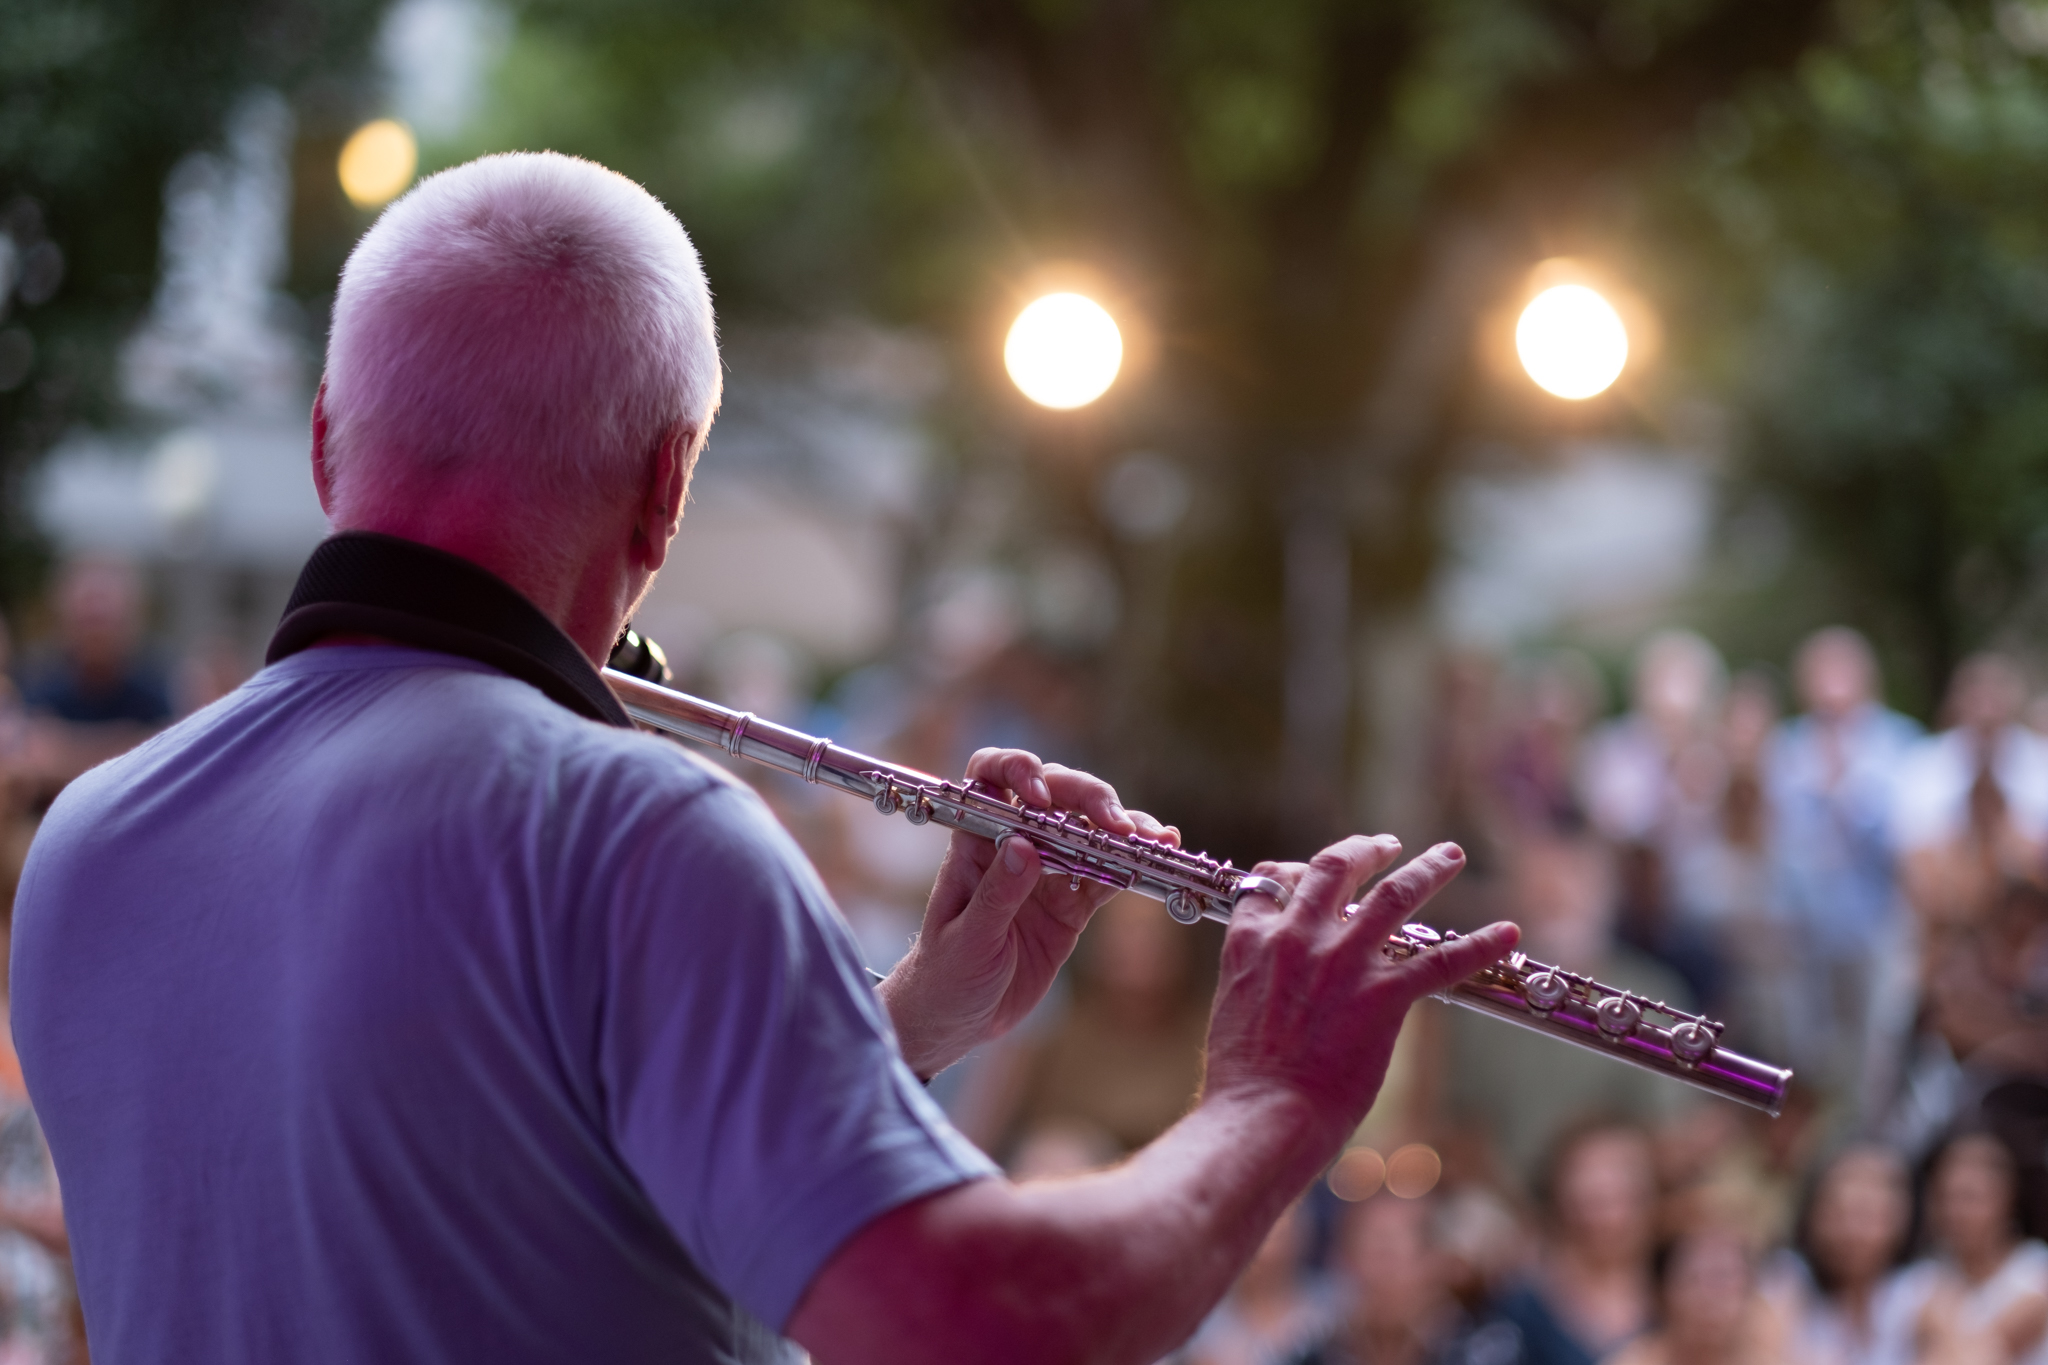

{"left": 1769, "top": 627, "right": 1923, "bottom": 1107}
{"left": 1582, "top": 632, "right": 1728, "bottom": 851}
{"left": 0, "top": 620, "right": 28, "bottom": 922}
{"left": 1905, "top": 895, "right": 2048, "bottom": 1144}
{"left": 1605, "top": 1226, "right": 1787, "bottom": 1365}
{"left": 1487, "top": 1121, "right": 1660, "bottom": 1365}
{"left": 1886, "top": 948, "right": 2047, "bottom": 1164}
{"left": 1290, "top": 1194, "right": 1492, "bottom": 1365}
{"left": 1441, "top": 837, "right": 1694, "bottom": 1186}
{"left": 1657, "top": 1102, "right": 1804, "bottom": 1254}
{"left": 1760, "top": 1145, "right": 1916, "bottom": 1365}
{"left": 18, "top": 560, "right": 168, "bottom": 727}
{"left": 172, "top": 636, "right": 251, "bottom": 718}
{"left": 1005, "top": 1118, "right": 1119, "bottom": 1180}
{"left": 1580, "top": 630, "right": 1730, "bottom": 1006}
{"left": 1185, "top": 1202, "right": 1336, "bottom": 1365}
{"left": 0, "top": 617, "right": 19, "bottom": 720}
{"left": 1663, "top": 672, "right": 1779, "bottom": 1034}
{"left": 1429, "top": 652, "right": 1507, "bottom": 894}
{"left": 1895, "top": 655, "right": 2048, "bottom": 931}
{"left": 958, "top": 891, "right": 1209, "bottom": 1159}
{"left": 1435, "top": 1176, "right": 1537, "bottom": 1310}
{"left": 15, "top": 560, "right": 170, "bottom": 799}
{"left": 1493, "top": 651, "right": 1603, "bottom": 842}
{"left": 1895, "top": 1131, "right": 2048, "bottom": 1365}
{"left": 0, "top": 887, "right": 74, "bottom": 1363}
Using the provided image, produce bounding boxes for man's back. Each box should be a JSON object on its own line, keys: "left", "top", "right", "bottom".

{"left": 12, "top": 646, "right": 988, "bottom": 1362}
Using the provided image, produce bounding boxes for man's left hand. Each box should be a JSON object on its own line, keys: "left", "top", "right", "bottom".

{"left": 877, "top": 749, "right": 1176, "bottom": 1078}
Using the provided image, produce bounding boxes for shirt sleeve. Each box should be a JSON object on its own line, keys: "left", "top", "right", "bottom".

{"left": 592, "top": 777, "right": 998, "bottom": 1331}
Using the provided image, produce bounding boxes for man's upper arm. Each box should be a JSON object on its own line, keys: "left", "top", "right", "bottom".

{"left": 783, "top": 1178, "right": 1027, "bottom": 1365}
{"left": 590, "top": 774, "right": 996, "bottom": 1329}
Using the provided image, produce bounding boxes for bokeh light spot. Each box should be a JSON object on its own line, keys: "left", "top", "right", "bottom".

{"left": 1005, "top": 292, "right": 1123, "bottom": 409}
{"left": 339, "top": 120, "right": 419, "bottom": 210}
{"left": 1328, "top": 1147, "right": 1387, "bottom": 1202}
{"left": 1515, "top": 284, "right": 1628, "bottom": 400}
{"left": 1386, "top": 1143, "right": 1443, "bottom": 1199}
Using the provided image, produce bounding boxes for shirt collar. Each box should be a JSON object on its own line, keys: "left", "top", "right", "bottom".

{"left": 265, "top": 531, "right": 632, "bottom": 728}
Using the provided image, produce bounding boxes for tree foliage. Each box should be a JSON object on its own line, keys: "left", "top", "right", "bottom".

{"left": 1655, "top": 0, "right": 2048, "bottom": 715}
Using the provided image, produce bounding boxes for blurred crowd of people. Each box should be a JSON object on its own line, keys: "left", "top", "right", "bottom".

{"left": 1166, "top": 624, "right": 2048, "bottom": 1365}
{"left": 1430, "top": 626, "right": 2048, "bottom": 1153}
{"left": 1177, "top": 1119, "right": 2048, "bottom": 1365}
{"left": 8, "top": 551, "right": 2048, "bottom": 1365}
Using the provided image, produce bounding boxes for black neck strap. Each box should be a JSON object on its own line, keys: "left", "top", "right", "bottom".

{"left": 266, "top": 532, "right": 632, "bottom": 729}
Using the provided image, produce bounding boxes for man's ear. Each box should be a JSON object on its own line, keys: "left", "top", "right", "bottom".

{"left": 310, "top": 380, "right": 336, "bottom": 519}
{"left": 632, "top": 419, "right": 696, "bottom": 574}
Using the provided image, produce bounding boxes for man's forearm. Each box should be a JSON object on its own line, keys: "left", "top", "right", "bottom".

{"left": 787, "top": 1083, "right": 1340, "bottom": 1365}
{"left": 797, "top": 840, "right": 1509, "bottom": 1363}
{"left": 1010, "top": 1083, "right": 1338, "bottom": 1359}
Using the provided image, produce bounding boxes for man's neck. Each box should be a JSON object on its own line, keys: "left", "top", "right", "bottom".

{"left": 332, "top": 502, "right": 639, "bottom": 667}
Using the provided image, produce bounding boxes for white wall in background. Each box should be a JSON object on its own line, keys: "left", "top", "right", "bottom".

{"left": 1433, "top": 444, "right": 1713, "bottom": 647}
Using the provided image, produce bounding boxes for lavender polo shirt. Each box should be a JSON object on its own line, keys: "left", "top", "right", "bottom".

{"left": 11, "top": 646, "right": 995, "bottom": 1363}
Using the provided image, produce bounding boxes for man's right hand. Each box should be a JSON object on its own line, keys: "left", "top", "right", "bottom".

{"left": 1202, "top": 835, "right": 1518, "bottom": 1150}
{"left": 788, "top": 832, "right": 1518, "bottom": 1365}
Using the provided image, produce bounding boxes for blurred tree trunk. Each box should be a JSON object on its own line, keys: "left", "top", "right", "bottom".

{"left": 920, "top": 0, "right": 1834, "bottom": 859}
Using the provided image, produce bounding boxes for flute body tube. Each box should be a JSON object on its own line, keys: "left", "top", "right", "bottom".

{"left": 605, "top": 668, "right": 1794, "bottom": 1116}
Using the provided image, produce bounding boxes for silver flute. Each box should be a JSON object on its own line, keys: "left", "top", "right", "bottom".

{"left": 605, "top": 667, "right": 1794, "bottom": 1115}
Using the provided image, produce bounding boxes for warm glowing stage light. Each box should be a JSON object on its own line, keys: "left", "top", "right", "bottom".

{"left": 1385, "top": 1143, "right": 1443, "bottom": 1199}
{"left": 1328, "top": 1147, "right": 1387, "bottom": 1202}
{"left": 338, "top": 119, "right": 418, "bottom": 210}
{"left": 1515, "top": 283, "right": 1629, "bottom": 400}
{"left": 1004, "top": 292, "right": 1123, "bottom": 409}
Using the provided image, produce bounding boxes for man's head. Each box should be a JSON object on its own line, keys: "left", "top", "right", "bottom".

{"left": 1946, "top": 652, "right": 2027, "bottom": 736}
{"left": 1630, "top": 629, "right": 1725, "bottom": 738}
{"left": 1794, "top": 626, "right": 1878, "bottom": 721}
{"left": 1503, "top": 833, "right": 1615, "bottom": 967}
{"left": 314, "top": 153, "right": 720, "bottom": 653}
{"left": 1336, "top": 1193, "right": 1446, "bottom": 1325}
{"left": 1539, "top": 1119, "right": 1657, "bottom": 1265}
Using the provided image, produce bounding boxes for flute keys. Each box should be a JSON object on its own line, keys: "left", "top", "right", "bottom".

{"left": 1166, "top": 890, "right": 1203, "bottom": 925}
{"left": 1523, "top": 971, "right": 1569, "bottom": 1014}
{"left": 1670, "top": 1020, "right": 1715, "bottom": 1065}
{"left": 869, "top": 777, "right": 928, "bottom": 825}
{"left": 1596, "top": 994, "right": 1644, "bottom": 1039}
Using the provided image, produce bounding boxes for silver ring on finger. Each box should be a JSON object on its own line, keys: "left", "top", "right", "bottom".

{"left": 1232, "top": 875, "right": 1291, "bottom": 910}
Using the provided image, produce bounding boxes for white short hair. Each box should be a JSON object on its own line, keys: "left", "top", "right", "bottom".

{"left": 322, "top": 152, "right": 720, "bottom": 511}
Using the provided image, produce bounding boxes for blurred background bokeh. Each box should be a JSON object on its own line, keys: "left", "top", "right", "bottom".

{"left": 13, "top": 2, "right": 2048, "bottom": 1362}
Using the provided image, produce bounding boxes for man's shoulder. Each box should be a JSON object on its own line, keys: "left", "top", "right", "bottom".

{"left": 48, "top": 646, "right": 750, "bottom": 839}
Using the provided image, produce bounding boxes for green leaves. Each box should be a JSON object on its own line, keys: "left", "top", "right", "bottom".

{"left": 1661, "top": 1, "right": 2048, "bottom": 700}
